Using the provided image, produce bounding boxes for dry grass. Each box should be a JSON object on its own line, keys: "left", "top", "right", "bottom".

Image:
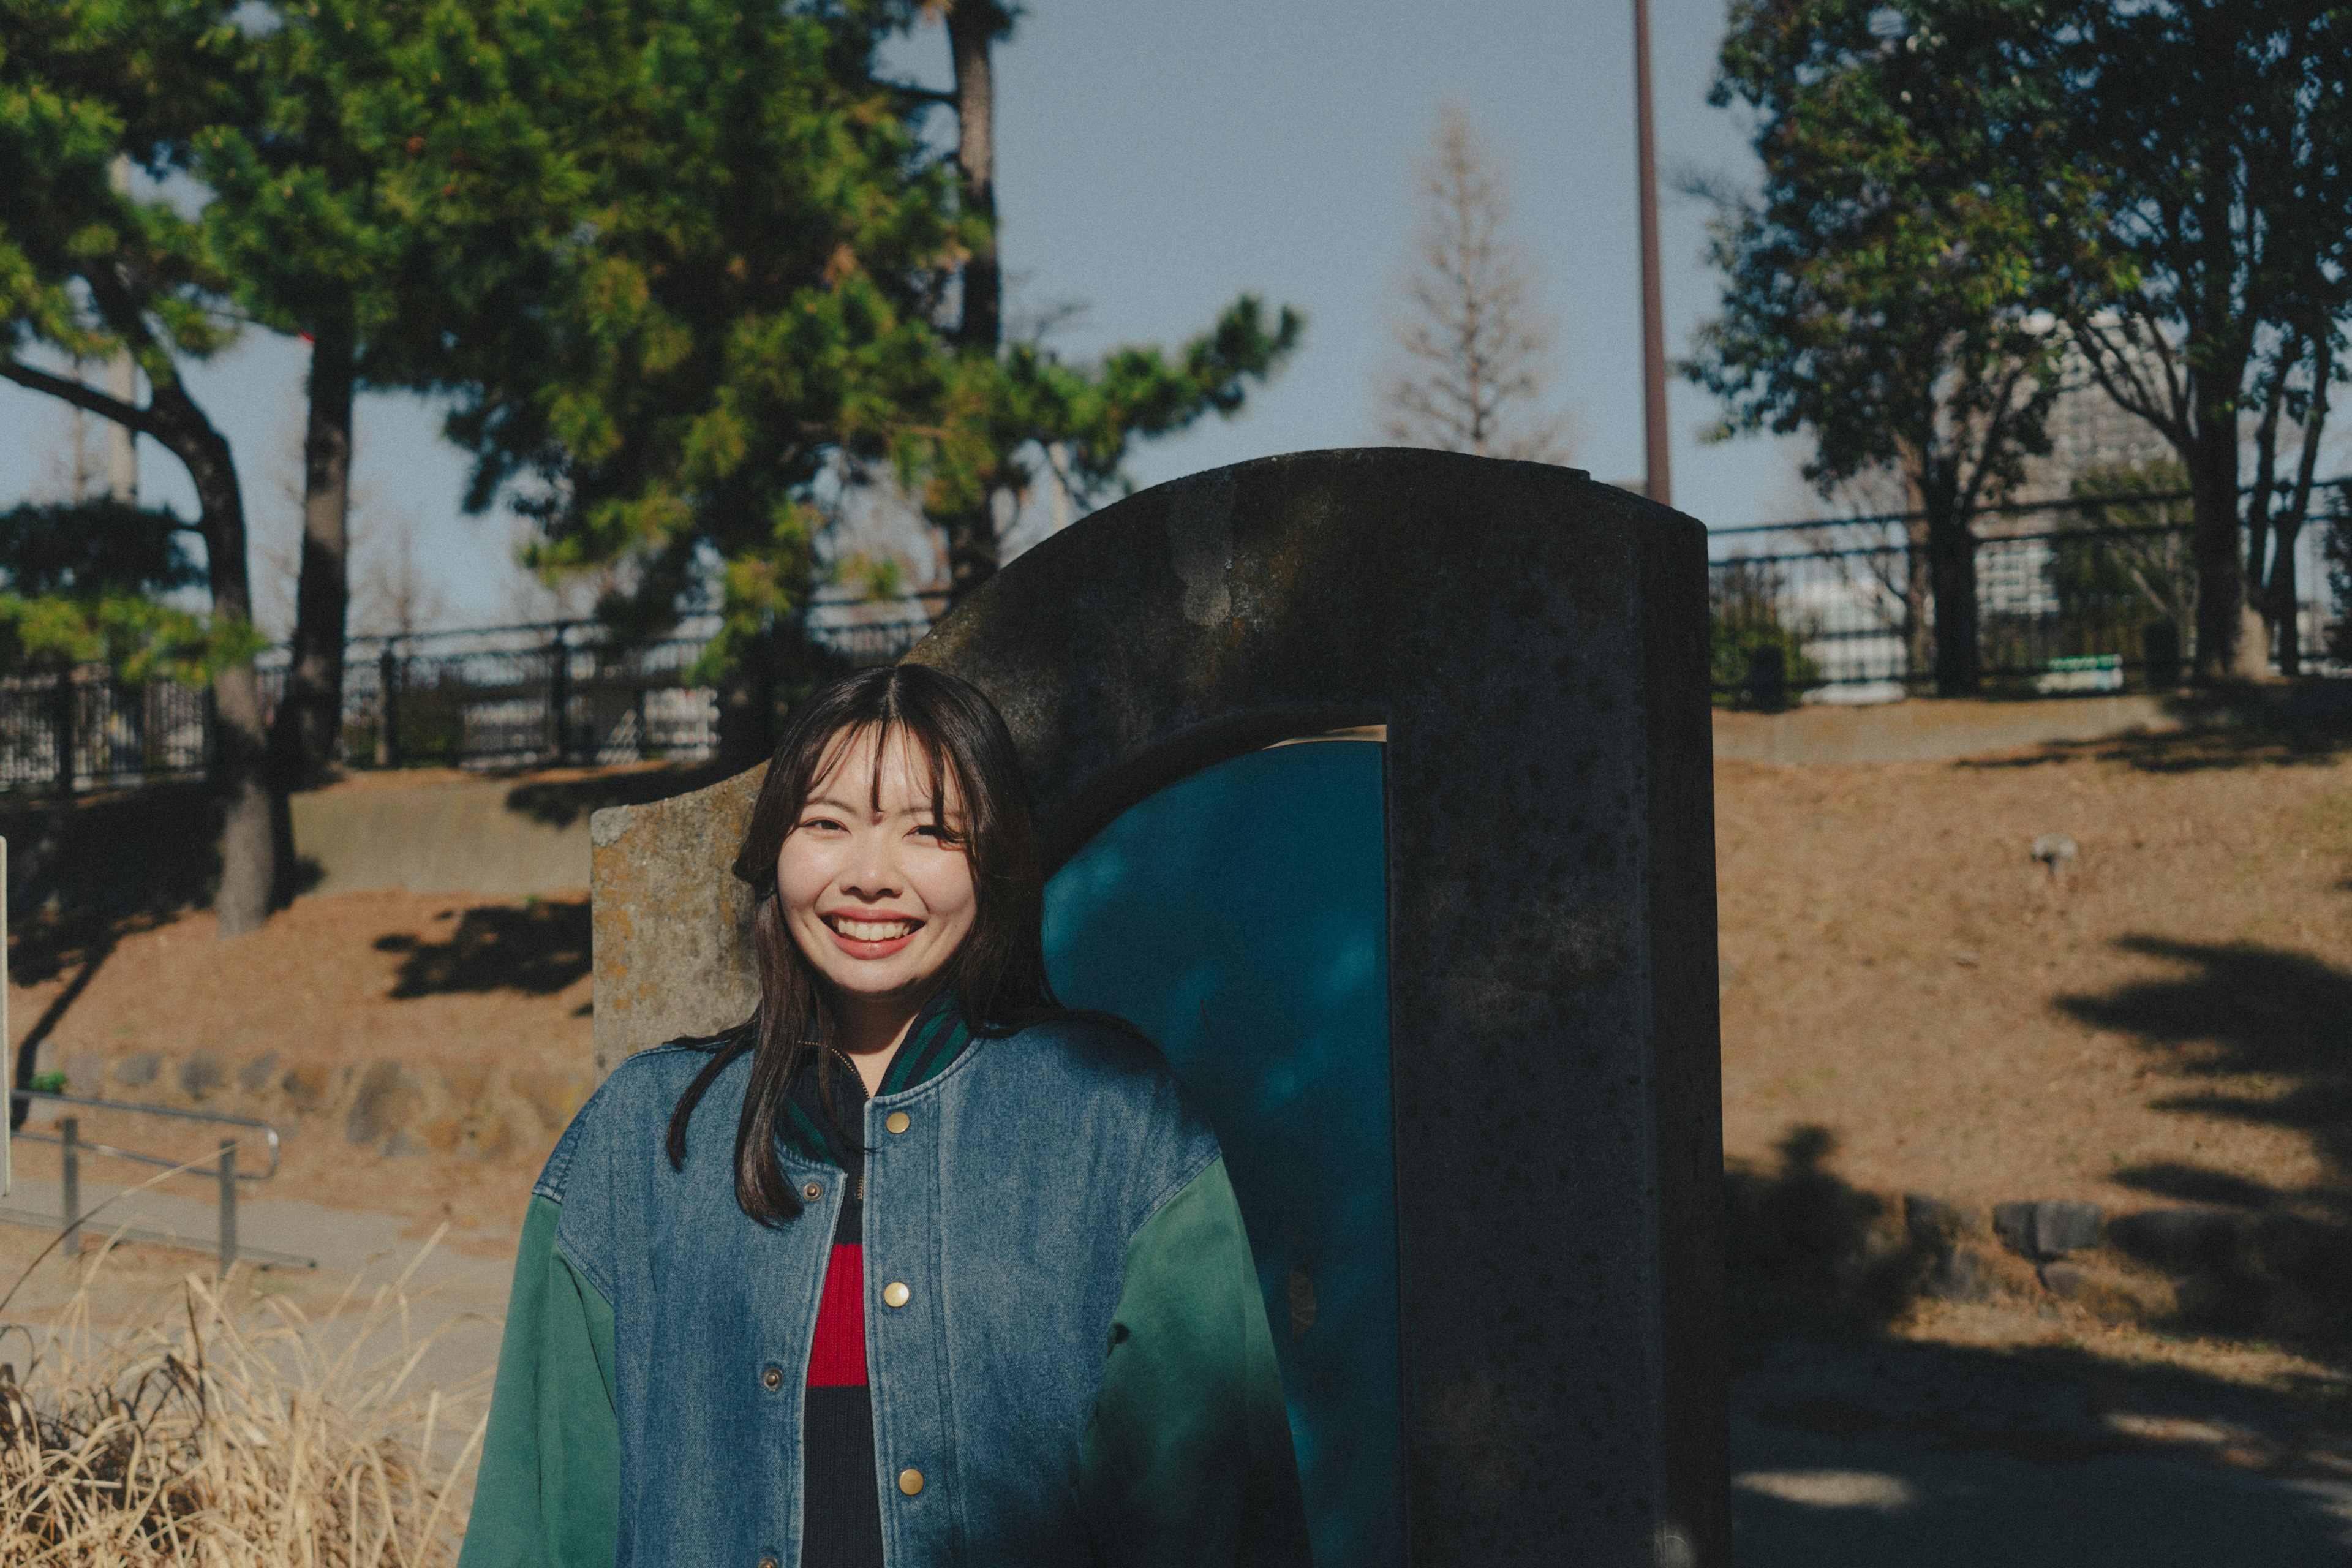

{"left": 0, "top": 1227, "right": 486, "bottom": 1567}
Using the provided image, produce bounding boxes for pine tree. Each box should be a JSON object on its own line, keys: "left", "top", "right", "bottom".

{"left": 924, "top": 1, "right": 1302, "bottom": 608}
{"left": 196, "top": 0, "right": 424, "bottom": 786}
{"left": 0, "top": 0, "right": 281, "bottom": 935}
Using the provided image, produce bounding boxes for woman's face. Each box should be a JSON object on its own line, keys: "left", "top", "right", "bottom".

{"left": 777, "top": 724, "right": 978, "bottom": 1008}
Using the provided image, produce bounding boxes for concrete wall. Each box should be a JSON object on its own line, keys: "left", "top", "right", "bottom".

{"left": 1711, "top": 695, "right": 2178, "bottom": 766}
{"left": 1713, "top": 682, "right": 2352, "bottom": 766}
{"left": 290, "top": 782, "right": 590, "bottom": 896}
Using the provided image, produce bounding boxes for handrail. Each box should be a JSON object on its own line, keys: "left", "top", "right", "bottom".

{"left": 8, "top": 1088, "right": 281, "bottom": 1180}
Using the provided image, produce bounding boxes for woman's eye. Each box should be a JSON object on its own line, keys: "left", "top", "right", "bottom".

{"left": 798, "top": 816, "right": 844, "bottom": 834}
{"left": 913, "top": 824, "right": 965, "bottom": 846}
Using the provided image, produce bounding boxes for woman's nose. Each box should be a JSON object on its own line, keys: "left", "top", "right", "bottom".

{"left": 839, "top": 828, "right": 902, "bottom": 897}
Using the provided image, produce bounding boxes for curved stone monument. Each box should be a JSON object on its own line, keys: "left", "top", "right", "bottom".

{"left": 589, "top": 447, "right": 1726, "bottom": 1567}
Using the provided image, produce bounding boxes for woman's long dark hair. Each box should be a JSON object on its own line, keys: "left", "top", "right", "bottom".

{"left": 664, "top": 663, "right": 1060, "bottom": 1224}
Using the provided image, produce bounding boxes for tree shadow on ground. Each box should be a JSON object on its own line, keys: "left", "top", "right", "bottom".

{"left": 1733, "top": 1329, "right": 2352, "bottom": 1567}
{"left": 1727, "top": 1122, "right": 2352, "bottom": 1566}
{"left": 2054, "top": 938, "right": 2352, "bottom": 1350}
{"left": 500, "top": 761, "right": 732, "bottom": 829}
{"left": 1, "top": 783, "right": 220, "bottom": 956}
{"left": 1725, "top": 1125, "right": 1931, "bottom": 1362}
{"left": 374, "top": 899, "right": 591, "bottom": 997}
{"left": 1959, "top": 711, "right": 2352, "bottom": 774}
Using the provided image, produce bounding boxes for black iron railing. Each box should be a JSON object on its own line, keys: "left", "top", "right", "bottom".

{"left": 1708, "top": 481, "right": 2348, "bottom": 703}
{"left": 0, "top": 597, "right": 939, "bottom": 790}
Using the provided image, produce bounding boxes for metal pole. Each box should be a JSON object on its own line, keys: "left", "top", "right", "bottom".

{"left": 61, "top": 1116, "right": 80, "bottom": 1257}
{"left": 1633, "top": 0, "right": 1673, "bottom": 509}
{"left": 217, "top": 1139, "right": 237, "bottom": 1276}
{"left": 549, "top": 624, "right": 571, "bottom": 764}
{"left": 376, "top": 644, "right": 400, "bottom": 769}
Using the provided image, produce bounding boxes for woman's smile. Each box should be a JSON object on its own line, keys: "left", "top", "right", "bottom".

{"left": 820, "top": 909, "right": 924, "bottom": 957}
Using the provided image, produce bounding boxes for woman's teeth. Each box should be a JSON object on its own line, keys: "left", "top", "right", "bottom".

{"left": 830, "top": 917, "right": 917, "bottom": 941}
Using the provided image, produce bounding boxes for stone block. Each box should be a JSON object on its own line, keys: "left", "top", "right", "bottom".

{"left": 1904, "top": 1194, "right": 1979, "bottom": 1250}
{"left": 1925, "top": 1243, "right": 1994, "bottom": 1303}
{"left": 279, "top": 1061, "right": 331, "bottom": 1115}
{"left": 113, "top": 1051, "right": 160, "bottom": 1089}
{"left": 176, "top": 1050, "right": 225, "bottom": 1100}
{"left": 64, "top": 1049, "right": 102, "bottom": 1096}
{"left": 346, "top": 1061, "right": 420, "bottom": 1146}
{"left": 2037, "top": 1202, "right": 2103, "bottom": 1255}
{"left": 2040, "top": 1261, "right": 2163, "bottom": 1324}
{"left": 1992, "top": 1200, "right": 2102, "bottom": 1259}
{"left": 2108, "top": 1206, "right": 2245, "bottom": 1272}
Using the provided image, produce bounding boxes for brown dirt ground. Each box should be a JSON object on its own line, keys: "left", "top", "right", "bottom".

{"left": 6, "top": 890, "right": 591, "bottom": 1270}
{"left": 1716, "top": 724, "right": 2352, "bottom": 1228}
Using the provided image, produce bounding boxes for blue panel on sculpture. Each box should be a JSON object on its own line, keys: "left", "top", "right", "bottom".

{"left": 1044, "top": 739, "right": 1398, "bottom": 1568}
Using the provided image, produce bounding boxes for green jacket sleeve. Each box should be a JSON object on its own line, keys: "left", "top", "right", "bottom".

{"left": 1080, "top": 1157, "right": 1314, "bottom": 1568}
{"left": 457, "top": 1194, "right": 620, "bottom": 1568}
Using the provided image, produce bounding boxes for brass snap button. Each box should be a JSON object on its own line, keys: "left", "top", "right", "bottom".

{"left": 760, "top": 1557, "right": 778, "bottom": 1568}
{"left": 802, "top": 1181, "right": 823, "bottom": 1200}
{"left": 882, "top": 1281, "right": 911, "bottom": 1309}
{"left": 897, "top": 1468, "right": 925, "bottom": 1496}
{"left": 885, "top": 1110, "right": 911, "bottom": 1135}
{"left": 761, "top": 1364, "right": 782, "bottom": 1391}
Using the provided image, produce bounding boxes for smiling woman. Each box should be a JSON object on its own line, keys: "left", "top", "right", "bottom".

{"left": 773, "top": 725, "right": 981, "bottom": 1094}
{"left": 459, "top": 663, "right": 1311, "bottom": 1568}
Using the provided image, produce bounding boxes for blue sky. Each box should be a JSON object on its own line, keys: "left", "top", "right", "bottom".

{"left": 0, "top": 0, "right": 1819, "bottom": 635}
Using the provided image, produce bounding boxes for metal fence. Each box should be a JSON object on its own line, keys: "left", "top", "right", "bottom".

{"left": 0, "top": 492, "right": 2341, "bottom": 791}
{"left": 1707, "top": 481, "right": 2349, "bottom": 703}
{"left": 0, "top": 597, "right": 938, "bottom": 793}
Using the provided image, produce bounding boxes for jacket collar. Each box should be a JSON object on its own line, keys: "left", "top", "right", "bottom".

{"left": 781, "top": 989, "right": 973, "bottom": 1166}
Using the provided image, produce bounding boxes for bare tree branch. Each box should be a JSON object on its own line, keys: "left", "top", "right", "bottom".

{"left": 1379, "top": 103, "right": 1574, "bottom": 464}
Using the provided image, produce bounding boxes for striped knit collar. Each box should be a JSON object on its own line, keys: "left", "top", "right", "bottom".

{"left": 782, "top": 989, "right": 973, "bottom": 1166}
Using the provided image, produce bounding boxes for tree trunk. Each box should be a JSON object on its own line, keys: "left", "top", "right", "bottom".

{"left": 948, "top": 1, "right": 1003, "bottom": 356}
{"left": 2187, "top": 429, "right": 2265, "bottom": 683}
{"left": 715, "top": 620, "right": 780, "bottom": 776}
{"left": 944, "top": 499, "right": 999, "bottom": 609}
{"left": 273, "top": 316, "right": 356, "bottom": 788}
{"left": 943, "top": 1, "right": 1010, "bottom": 611}
{"left": 1902, "top": 514, "right": 1933, "bottom": 692}
{"left": 0, "top": 344, "right": 274, "bottom": 933}
{"left": 1923, "top": 470, "right": 1980, "bottom": 696}
{"left": 148, "top": 380, "right": 274, "bottom": 938}
{"left": 2271, "top": 529, "right": 2301, "bottom": 677}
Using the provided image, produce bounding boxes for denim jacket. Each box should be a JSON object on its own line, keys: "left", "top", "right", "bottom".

{"left": 456, "top": 1008, "right": 1311, "bottom": 1568}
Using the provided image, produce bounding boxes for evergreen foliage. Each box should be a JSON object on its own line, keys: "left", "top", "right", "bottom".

{"left": 1689, "top": 0, "right": 2105, "bottom": 695}
{"left": 0, "top": 499, "right": 260, "bottom": 682}
{"left": 0, "top": 0, "right": 282, "bottom": 933}
{"left": 1709, "top": 555, "right": 1820, "bottom": 709}
{"left": 2013, "top": 0, "right": 2352, "bottom": 679}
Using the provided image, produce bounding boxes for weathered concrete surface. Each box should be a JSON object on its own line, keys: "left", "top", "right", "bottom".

{"left": 1712, "top": 695, "right": 2179, "bottom": 764}
{"left": 1713, "top": 680, "right": 2352, "bottom": 765}
{"left": 291, "top": 781, "right": 590, "bottom": 895}
{"left": 589, "top": 449, "right": 1728, "bottom": 1566}
{"left": 587, "top": 766, "right": 764, "bottom": 1077}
